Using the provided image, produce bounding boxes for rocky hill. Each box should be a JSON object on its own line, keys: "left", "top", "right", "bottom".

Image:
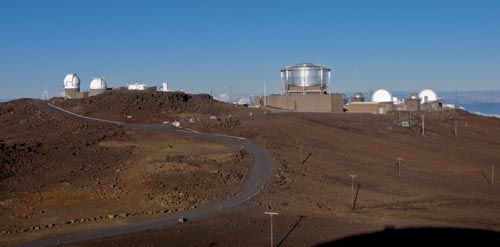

{"left": 50, "top": 91, "right": 262, "bottom": 123}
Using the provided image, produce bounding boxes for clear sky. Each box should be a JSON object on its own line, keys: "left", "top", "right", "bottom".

{"left": 1, "top": 0, "right": 499, "bottom": 99}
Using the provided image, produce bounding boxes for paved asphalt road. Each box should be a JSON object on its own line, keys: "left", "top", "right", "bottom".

{"left": 10, "top": 102, "right": 273, "bottom": 247}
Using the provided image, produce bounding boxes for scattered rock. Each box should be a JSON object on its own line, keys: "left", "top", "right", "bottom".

{"left": 178, "top": 216, "right": 187, "bottom": 223}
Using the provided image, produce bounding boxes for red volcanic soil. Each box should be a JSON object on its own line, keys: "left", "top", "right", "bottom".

{"left": 3, "top": 92, "right": 500, "bottom": 246}
{"left": 78, "top": 101, "right": 500, "bottom": 246}
{"left": 0, "top": 98, "right": 249, "bottom": 245}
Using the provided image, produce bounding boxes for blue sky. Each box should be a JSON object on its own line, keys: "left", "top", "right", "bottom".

{"left": 1, "top": 0, "right": 499, "bottom": 99}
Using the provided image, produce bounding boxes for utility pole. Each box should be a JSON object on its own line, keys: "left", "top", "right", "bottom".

{"left": 397, "top": 158, "right": 402, "bottom": 176}
{"left": 229, "top": 86, "right": 231, "bottom": 103}
{"left": 349, "top": 174, "right": 357, "bottom": 210}
{"left": 454, "top": 120, "right": 458, "bottom": 137}
{"left": 300, "top": 143, "right": 303, "bottom": 164}
{"left": 422, "top": 114, "right": 425, "bottom": 136}
{"left": 264, "top": 212, "right": 278, "bottom": 247}
{"left": 264, "top": 81, "right": 267, "bottom": 107}
{"left": 492, "top": 165, "right": 495, "bottom": 187}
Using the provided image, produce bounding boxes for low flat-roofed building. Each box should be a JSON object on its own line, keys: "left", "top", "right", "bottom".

{"left": 347, "top": 102, "right": 394, "bottom": 114}
{"left": 256, "top": 94, "right": 345, "bottom": 113}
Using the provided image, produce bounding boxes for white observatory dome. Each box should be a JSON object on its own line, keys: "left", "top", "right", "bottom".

{"left": 63, "top": 73, "right": 80, "bottom": 89}
{"left": 372, "top": 89, "right": 392, "bottom": 102}
{"left": 419, "top": 89, "right": 438, "bottom": 103}
{"left": 90, "top": 77, "right": 107, "bottom": 90}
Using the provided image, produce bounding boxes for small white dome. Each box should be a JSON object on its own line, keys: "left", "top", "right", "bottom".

{"left": 419, "top": 89, "right": 438, "bottom": 103}
{"left": 90, "top": 77, "right": 107, "bottom": 90}
{"left": 64, "top": 73, "right": 80, "bottom": 89}
{"left": 372, "top": 89, "right": 392, "bottom": 102}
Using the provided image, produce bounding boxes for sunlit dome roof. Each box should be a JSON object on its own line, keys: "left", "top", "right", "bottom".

{"left": 63, "top": 73, "right": 80, "bottom": 89}
{"left": 419, "top": 89, "right": 438, "bottom": 103}
{"left": 372, "top": 89, "right": 392, "bottom": 102}
{"left": 90, "top": 77, "right": 107, "bottom": 90}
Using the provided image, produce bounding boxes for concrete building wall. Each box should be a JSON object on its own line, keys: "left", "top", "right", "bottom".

{"left": 421, "top": 100, "right": 442, "bottom": 111}
{"left": 64, "top": 88, "right": 85, "bottom": 99}
{"left": 261, "top": 94, "right": 344, "bottom": 113}
{"left": 89, "top": 89, "right": 106, "bottom": 97}
{"left": 348, "top": 102, "right": 394, "bottom": 114}
{"left": 351, "top": 97, "right": 365, "bottom": 103}
{"left": 406, "top": 99, "right": 420, "bottom": 111}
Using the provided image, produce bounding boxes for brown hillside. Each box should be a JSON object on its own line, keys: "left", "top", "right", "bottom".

{"left": 3, "top": 93, "right": 500, "bottom": 246}
{"left": 50, "top": 91, "right": 262, "bottom": 123}
{"left": 0, "top": 99, "right": 249, "bottom": 245}
{"left": 71, "top": 101, "right": 500, "bottom": 246}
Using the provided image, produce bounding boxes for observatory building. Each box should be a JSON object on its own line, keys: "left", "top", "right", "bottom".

{"left": 257, "top": 63, "right": 344, "bottom": 113}
{"left": 63, "top": 74, "right": 111, "bottom": 99}
{"left": 63, "top": 73, "right": 85, "bottom": 99}
{"left": 347, "top": 89, "right": 394, "bottom": 114}
{"left": 419, "top": 89, "right": 442, "bottom": 110}
{"left": 281, "top": 63, "right": 331, "bottom": 95}
{"left": 371, "top": 89, "right": 393, "bottom": 103}
{"left": 351, "top": 92, "right": 365, "bottom": 102}
{"left": 405, "top": 92, "right": 421, "bottom": 111}
{"left": 419, "top": 89, "right": 438, "bottom": 103}
{"left": 89, "top": 77, "right": 107, "bottom": 97}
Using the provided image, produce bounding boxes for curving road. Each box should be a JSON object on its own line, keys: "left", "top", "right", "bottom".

{"left": 11, "top": 102, "right": 273, "bottom": 247}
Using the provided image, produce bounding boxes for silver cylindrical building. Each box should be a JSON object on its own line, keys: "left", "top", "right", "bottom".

{"left": 280, "top": 63, "right": 331, "bottom": 95}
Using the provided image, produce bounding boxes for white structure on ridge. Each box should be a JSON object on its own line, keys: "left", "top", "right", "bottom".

{"left": 128, "top": 83, "right": 147, "bottom": 91}
{"left": 371, "top": 89, "right": 393, "bottom": 102}
{"left": 63, "top": 73, "right": 81, "bottom": 98}
{"left": 160, "top": 81, "right": 171, "bottom": 92}
{"left": 89, "top": 77, "right": 107, "bottom": 96}
{"left": 419, "top": 89, "right": 438, "bottom": 103}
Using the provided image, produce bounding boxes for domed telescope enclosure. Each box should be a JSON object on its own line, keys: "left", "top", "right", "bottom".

{"left": 64, "top": 73, "right": 80, "bottom": 89}
{"left": 63, "top": 73, "right": 81, "bottom": 99}
{"left": 372, "top": 89, "right": 392, "bottom": 102}
{"left": 89, "top": 77, "right": 107, "bottom": 97}
{"left": 419, "top": 89, "right": 438, "bottom": 103}
{"left": 409, "top": 92, "right": 419, "bottom": 100}
{"left": 351, "top": 92, "right": 365, "bottom": 102}
{"left": 280, "top": 63, "right": 331, "bottom": 95}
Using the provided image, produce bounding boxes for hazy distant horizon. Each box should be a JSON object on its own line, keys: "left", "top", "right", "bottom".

{"left": 3, "top": 89, "right": 500, "bottom": 103}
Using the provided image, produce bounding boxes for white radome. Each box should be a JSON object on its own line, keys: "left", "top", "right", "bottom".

{"left": 63, "top": 73, "right": 80, "bottom": 89}
{"left": 90, "top": 77, "right": 107, "bottom": 90}
{"left": 372, "top": 89, "right": 392, "bottom": 102}
{"left": 419, "top": 89, "right": 438, "bottom": 103}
